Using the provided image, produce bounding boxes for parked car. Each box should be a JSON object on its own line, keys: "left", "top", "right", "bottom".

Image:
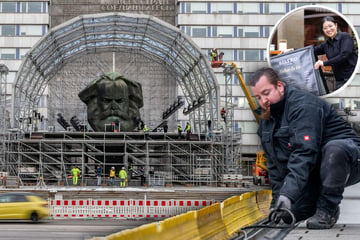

{"left": 0, "top": 192, "right": 49, "bottom": 222}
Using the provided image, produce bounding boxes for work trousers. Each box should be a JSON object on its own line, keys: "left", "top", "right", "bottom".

{"left": 292, "top": 138, "right": 360, "bottom": 221}
{"left": 109, "top": 177, "right": 115, "bottom": 186}
{"left": 120, "top": 178, "right": 126, "bottom": 187}
{"left": 72, "top": 175, "right": 78, "bottom": 185}
{"left": 97, "top": 176, "right": 101, "bottom": 186}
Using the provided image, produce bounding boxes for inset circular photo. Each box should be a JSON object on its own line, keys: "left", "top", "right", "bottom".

{"left": 268, "top": 5, "right": 359, "bottom": 96}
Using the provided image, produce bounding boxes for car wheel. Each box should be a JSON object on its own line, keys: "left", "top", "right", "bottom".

{"left": 30, "top": 212, "right": 39, "bottom": 223}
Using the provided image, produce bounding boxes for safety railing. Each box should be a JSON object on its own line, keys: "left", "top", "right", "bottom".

{"left": 89, "top": 189, "right": 271, "bottom": 240}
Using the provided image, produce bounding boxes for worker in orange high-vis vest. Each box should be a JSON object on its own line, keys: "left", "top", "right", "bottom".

{"left": 109, "top": 166, "right": 116, "bottom": 186}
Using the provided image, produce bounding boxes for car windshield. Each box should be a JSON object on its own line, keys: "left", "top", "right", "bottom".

{"left": 0, "top": 194, "right": 29, "bottom": 203}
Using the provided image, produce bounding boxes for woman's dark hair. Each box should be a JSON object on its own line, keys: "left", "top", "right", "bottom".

{"left": 247, "top": 67, "right": 281, "bottom": 87}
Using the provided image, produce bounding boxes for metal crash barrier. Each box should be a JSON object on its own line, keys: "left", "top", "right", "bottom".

{"left": 90, "top": 190, "right": 272, "bottom": 240}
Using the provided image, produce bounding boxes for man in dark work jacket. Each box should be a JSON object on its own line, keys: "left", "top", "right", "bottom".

{"left": 248, "top": 67, "right": 360, "bottom": 229}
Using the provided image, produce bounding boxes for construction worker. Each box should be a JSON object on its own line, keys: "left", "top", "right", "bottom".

{"left": 143, "top": 124, "right": 150, "bottom": 140}
{"left": 177, "top": 124, "right": 183, "bottom": 139}
{"left": 96, "top": 165, "right": 102, "bottom": 186}
{"left": 221, "top": 107, "right": 226, "bottom": 122}
{"left": 119, "top": 167, "right": 127, "bottom": 187}
{"left": 209, "top": 48, "right": 218, "bottom": 62}
{"left": 71, "top": 166, "right": 81, "bottom": 186}
{"left": 185, "top": 122, "right": 191, "bottom": 140}
{"left": 109, "top": 166, "right": 116, "bottom": 186}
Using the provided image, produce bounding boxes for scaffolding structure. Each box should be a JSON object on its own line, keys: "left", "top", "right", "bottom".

{"left": 13, "top": 13, "right": 220, "bottom": 134}
{"left": 0, "top": 64, "right": 9, "bottom": 179}
{"left": 3, "top": 132, "right": 231, "bottom": 186}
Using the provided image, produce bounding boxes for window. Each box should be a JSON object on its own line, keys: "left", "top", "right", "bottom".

{"left": 236, "top": 97, "right": 249, "bottom": 108}
{"left": 13, "top": 195, "right": 27, "bottom": 202}
{"left": 350, "top": 74, "right": 360, "bottom": 86}
{"left": 185, "top": 26, "right": 191, "bottom": 36}
{"left": 238, "top": 50, "right": 261, "bottom": 61}
{"left": 244, "top": 27, "right": 259, "bottom": 37}
{"left": 2, "top": 2, "right": 16, "bottom": 13}
{"left": 353, "top": 99, "right": 360, "bottom": 109}
{"left": 20, "top": 48, "right": 30, "bottom": 59}
{"left": 20, "top": 25, "right": 44, "bottom": 36}
{"left": 289, "top": 3, "right": 311, "bottom": 11}
{"left": 262, "top": 26, "right": 271, "bottom": 38}
{"left": 220, "top": 49, "right": 234, "bottom": 61}
{"left": 237, "top": 3, "right": 259, "bottom": 14}
{"left": 237, "top": 121, "right": 258, "bottom": 134}
{"left": 217, "top": 26, "right": 233, "bottom": 37}
{"left": 342, "top": 3, "right": 360, "bottom": 14}
{"left": 192, "top": 27, "right": 207, "bottom": 37}
{"left": 21, "top": 2, "right": 26, "bottom": 12}
{"left": 211, "top": 3, "right": 233, "bottom": 14}
{"left": 0, "top": 194, "right": 11, "bottom": 203}
{"left": 1, "top": 49, "right": 16, "bottom": 60}
{"left": 233, "top": 97, "right": 239, "bottom": 106}
{"left": 1, "top": 25, "right": 16, "bottom": 36}
{"left": 234, "top": 122, "right": 239, "bottom": 132}
{"left": 28, "top": 2, "right": 42, "bottom": 13}
{"left": 186, "top": 2, "right": 207, "bottom": 13}
{"left": 316, "top": 3, "right": 338, "bottom": 11}
{"left": 263, "top": 3, "right": 286, "bottom": 14}
{"left": 355, "top": 26, "right": 360, "bottom": 38}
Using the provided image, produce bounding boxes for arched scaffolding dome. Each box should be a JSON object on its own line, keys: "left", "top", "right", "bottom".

{"left": 13, "top": 12, "right": 219, "bottom": 132}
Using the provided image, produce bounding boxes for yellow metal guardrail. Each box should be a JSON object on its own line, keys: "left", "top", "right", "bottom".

{"left": 91, "top": 190, "right": 271, "bottom": 240}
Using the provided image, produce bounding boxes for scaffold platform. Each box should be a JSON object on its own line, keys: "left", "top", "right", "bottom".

{"left": 1, "top": 130, "right": 246, "bottom": 188}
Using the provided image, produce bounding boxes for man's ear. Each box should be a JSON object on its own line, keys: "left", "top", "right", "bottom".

{"left": 277, "top": 81, "right": 285, "bottom": 95}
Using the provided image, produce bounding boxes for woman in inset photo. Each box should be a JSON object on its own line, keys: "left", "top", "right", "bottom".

{"left": 269, "top": 6, "right": 359, "bottom": 95}
{"left": 314, "top": 16, "right": 358, "bottom": 90}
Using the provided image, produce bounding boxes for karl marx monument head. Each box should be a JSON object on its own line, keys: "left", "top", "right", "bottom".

{"left": 78, "top": 72, "right": 143, "bottom": 132}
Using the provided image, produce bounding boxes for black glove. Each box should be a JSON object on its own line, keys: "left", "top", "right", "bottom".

{"left": 269, "top": 195, "right": 295, "bottom": 224}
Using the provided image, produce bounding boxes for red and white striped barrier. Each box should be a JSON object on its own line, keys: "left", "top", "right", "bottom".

{"left": 49, "top": 199, "right": 217, "bottom": 219}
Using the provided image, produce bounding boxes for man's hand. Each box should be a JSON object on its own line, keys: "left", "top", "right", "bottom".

{"left": 269, "top": 195, "right": 294, "bottom": 224}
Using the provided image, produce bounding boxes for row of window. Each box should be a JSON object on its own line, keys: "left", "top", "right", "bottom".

{"left": 1, "top": 25, "right": 47, "bottom": 37}
{"left": 204, "top": 49, "right": 267, "bottom": 62}
{"left": 0, "top": 48, "right": 265, "bottom": 62}
{"left": 182, "top": 25, "right": 360, "bottom": 42}
{"left": 179, "top": 2, "right": 360, "bottom": 14}
{"left": 0, "top": 48, "right": 30, "bottom": 60}
{"left": 0, "top": 2, "right": 47, "bottom": 13}
{"left": 181, "top": 26, "right": 272, "bottom": 38}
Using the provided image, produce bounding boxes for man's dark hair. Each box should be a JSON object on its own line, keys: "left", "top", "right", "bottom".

{"left": 248, "top": 67, "right": 281, "bottom": 87}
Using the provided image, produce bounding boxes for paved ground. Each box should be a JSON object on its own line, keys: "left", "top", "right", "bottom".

{"left": 0, "top": 219, "right": 153, "bottom": 240}
{"left": 285, "top": 183, "right": 360, "bottom": 240}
